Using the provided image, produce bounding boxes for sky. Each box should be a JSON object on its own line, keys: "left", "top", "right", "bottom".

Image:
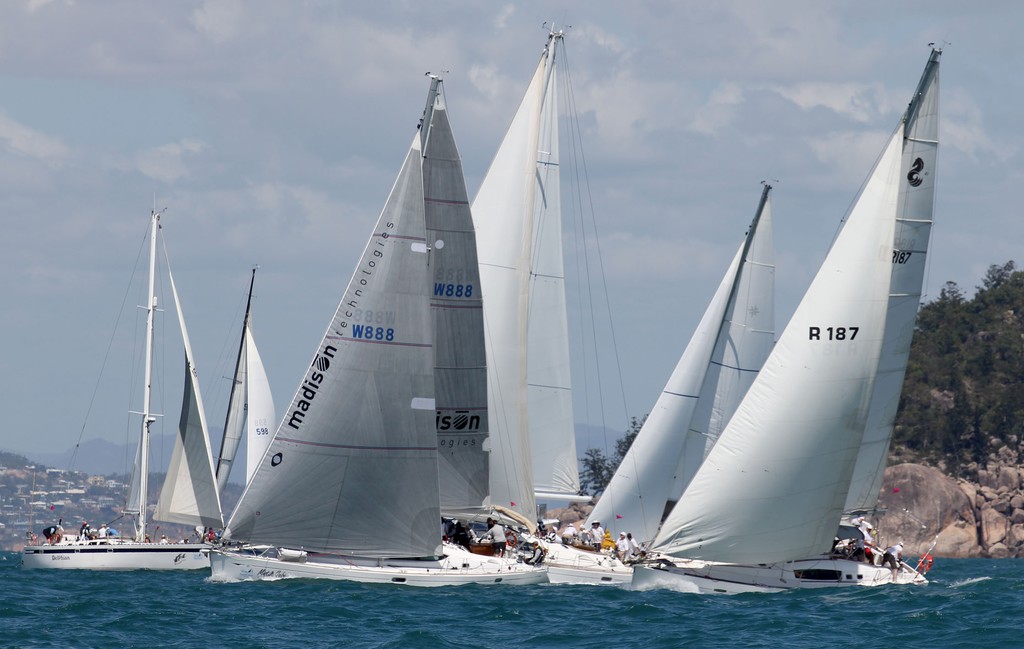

{"left": 0, "top": 1, "right": 1019, "bottom": 466}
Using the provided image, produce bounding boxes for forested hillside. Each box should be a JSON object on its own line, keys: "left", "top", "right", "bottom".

{"left": 893, "top": 260, "right": 1024, "bottom": 478}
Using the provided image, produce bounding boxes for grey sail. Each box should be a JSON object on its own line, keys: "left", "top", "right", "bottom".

{"left": 223, "top": 129, "right": 440, "bottom": 558}
{"left": 421, "top": 79, "right": 491, "bottom": 513}
{"left": 154, "top": 258, "right": 224, "bottom": 529}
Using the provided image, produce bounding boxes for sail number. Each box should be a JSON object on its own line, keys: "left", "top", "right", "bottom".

{"left": 893, "top": 250, "right": 913, "bottom": 264}
{"left": 253, "top": 418, "right": 271, "bottom": 436}
{"left": 350, "top": 324, "right": 395, "bottom": 341}
{"left": 434, "top": 283, "right": 474, "bottom": 298}
{"left": 809, "top": 326, "right": 859, "bottom": 341}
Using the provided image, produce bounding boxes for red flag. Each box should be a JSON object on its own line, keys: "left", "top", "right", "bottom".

{"left": 892, "top": 487, "right": 901, "bottom": 493}
{"left": 616, "top": 514, "right": 623, "bottom": 519}
{"left": 510, "top": 501, "right": 517, "bottom": 507}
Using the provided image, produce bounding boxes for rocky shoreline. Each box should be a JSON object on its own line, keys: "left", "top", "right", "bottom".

{"left": 876, "top": 462, "right": 1024, "bottom": 558}
{"left": 549, "top": 462, "right": 1021, "bottom": 560}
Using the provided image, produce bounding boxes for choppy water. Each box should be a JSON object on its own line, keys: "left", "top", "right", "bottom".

{"left": 1, "top": 553, "right": 1016, "bottom": 648}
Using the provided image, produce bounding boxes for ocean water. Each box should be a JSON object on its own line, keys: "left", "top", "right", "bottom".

{"left": 1, "top": 553, "right": 1016, "bottom": 648}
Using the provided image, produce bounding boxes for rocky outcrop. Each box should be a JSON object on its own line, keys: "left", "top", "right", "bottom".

{"left": 546, "top": 462, "right": 1024, "bottom": 559}
{"left": 868, "top": 462, "right": 1024, "bottom": 558}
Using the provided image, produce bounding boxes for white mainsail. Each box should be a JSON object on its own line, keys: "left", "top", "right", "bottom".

{"left": 153, "top": 252, "right": 224, "bottom": 530}
{"left": 589, "top": 186, "right": 775, "bottom": 543}
{"left": 224, "top": 111, "right": 439, "bottom": 560}
{"left": 473, "top": 30, "right": 581, "bottom": 517}
{"left": 653, "top": 123, "right": 906, "bottom": 564}
{"left": 844, "top": 48, "right": 941, "bottom": 513}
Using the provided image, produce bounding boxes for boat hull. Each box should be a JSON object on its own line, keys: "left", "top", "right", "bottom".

{"left": 539, "top": 541, "right": 632, "bottom": 585}
{"left": 631, "top": 557, "right": 928, "bottom": 594}
{"left": 209, "top": 545, "right": 547, "bottom": 586}
{"left": 21, "top": 540, "right": 210, "bottom": 571}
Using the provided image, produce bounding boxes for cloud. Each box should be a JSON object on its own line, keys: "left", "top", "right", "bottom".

{"left": 769, "top": 82, "right": 893, "bottom": 123}
{"left": 689, "top": 82, "right": 745, "bottom": 135}
{"left": 135, "top": 139, "right": 207, "bottom": 183}
{"left": 190, "top": 0, "right": 244, "bottom": 44}
{"left": 494, "top": 4, "right": 514, "bottom": 30}
{"left": 0, "top": 112, "right": 69, "bottom": 163}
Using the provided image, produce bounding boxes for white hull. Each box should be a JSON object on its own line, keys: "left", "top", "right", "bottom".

{"left": 209, "top": 544, "right": 547, "bottom": 586}
{"left": 22, "top": 539, "right": 210, "bottom": 571}
{"left": 540, "top": 541, "right": 632, "bottom": 585}
{"left": 631, "top": 557, "right": 928, "bottom": 594}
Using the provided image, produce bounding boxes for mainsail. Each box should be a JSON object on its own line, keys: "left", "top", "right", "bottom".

{"left": 473, "top": 30, "right": 581, "bottom": 518}
{"left": 421, "top": 77, "right": 491, "bottom": 513}
{"left": 589, "top": 186, "right": 775, "bottom": 543}
{"left": 845, "top": 48, "right": 941, "bottom": 513}
{"left": 653, "top": 123, "right": 905, "bottom": 564}
{"left": 153, "top": 247, "right": 224, "bottom": 529}
{"left": 215, "top": 269, "right": 276, "bottom": 491}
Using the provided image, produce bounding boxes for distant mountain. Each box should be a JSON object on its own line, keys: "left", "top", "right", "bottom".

{"left": 26, "top": 434, "right": 178, "bottom": 476}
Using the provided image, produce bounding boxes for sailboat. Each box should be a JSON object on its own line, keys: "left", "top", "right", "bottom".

{"left": 469, "top": 28, "right": 626, "bottom": 581}
{"left": 208, "top": 76, "right": 546, "bottom": 586}
{"left": 214, "top": 268, "right": 276, "bottom": 492}
{"left": 472, "top": 28, "right": 589, "bottom": 520}
{"left": 632, "top": 47, "right": 941, "bottom": 594}
{"left": 23, "top": 210, "right": 223, "bottom": 570}
{"left": 584, "top": 184, "right": 775, "bottom": 557}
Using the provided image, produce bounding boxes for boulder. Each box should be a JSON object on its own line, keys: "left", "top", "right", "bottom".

{"left": 1006, "top": 523, "right": 1024, "bottom": 548}
{"left": 987, "top": 542, "right": 1011, "bottom": 559}
{"left": 875, "top": 463, "right": 976, "bottom": 555}
{"left": 999, "top": 467, "right": 1021, "bottom": 491}
{"left": 980, "top": 504, "right": 1009, "bottom": 546}
{"left": 931, "top": 520, "right": 978, "bottom": 558}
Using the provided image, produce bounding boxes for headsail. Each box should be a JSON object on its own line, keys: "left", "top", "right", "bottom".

{"left": 224, "top": 90, "right": 440, "bottom": 559}
{"left": 589, "top": 186, "right": 775, "bottom": 542}
{"left": 653, "top": 124, "right": 905, "bottom": 564}
{"left": 845, "top": 48, "right": 941, "bottom": 513}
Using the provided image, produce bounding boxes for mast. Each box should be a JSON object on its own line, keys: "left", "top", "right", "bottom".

{"left": 138, "top": 210, "right": 160, "bottom": 543}
{"left": 215, "top": 267, "right": 257, "bottom": 491}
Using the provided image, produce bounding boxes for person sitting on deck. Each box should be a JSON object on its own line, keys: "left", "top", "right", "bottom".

{"left": 452, "top": 521, "right": 472, "bottom": 551}
{"left": 523, "top": 541, "right": 546, "bottom": 565}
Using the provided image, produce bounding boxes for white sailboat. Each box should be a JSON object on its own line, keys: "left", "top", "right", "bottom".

{"left": 632, "top": 48, "right": 941, "bottom": 594}
{"left": 471, "top": 29, "right": 624, "bottom": 583}
{"left": 209, "top": 77, "right": 546, "bottom": 586}
{"left": 215, "top": 268, "right": 276, "bottom": 491}
{"left": 472, "top": 28, "right": 588, "bottom": 520}
{"left": 23, "top": 210, "right": 223, "bottom": 570}
{"left": 587, "top": 184, "right": 775, "bottom": 546}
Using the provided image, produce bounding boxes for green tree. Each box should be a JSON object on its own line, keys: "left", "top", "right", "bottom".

{"left": 580, "top": 415, "right": 648, "bottom": 495}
